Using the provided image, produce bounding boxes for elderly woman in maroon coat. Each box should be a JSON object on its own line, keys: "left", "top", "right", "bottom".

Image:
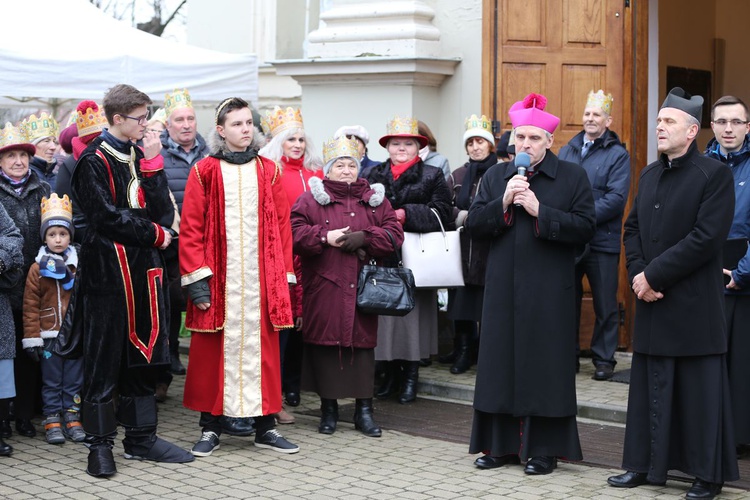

{"left": 291, "top": 136, "right": 403, "bottom": 437}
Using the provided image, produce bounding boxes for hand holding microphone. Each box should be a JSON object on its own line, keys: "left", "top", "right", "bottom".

{"left": 503, "top": 152, "right": 530, "bottom": 209}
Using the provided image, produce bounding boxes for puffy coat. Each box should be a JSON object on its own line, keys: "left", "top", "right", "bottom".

{"left": 291, "top": 177, "right": 403, "bottom": 348}
{"left": 705, "top": 135, "right": 750, "bottom": 293}
{"left": 0, "top": 171, "right": 51, "bottom": 310}
{"left": 159, "top": 131, "right": 209, "bottom": 213}
{"left": 558, "top": 129, "right": 630, "bottom": 253}
{"left": 363, "top": 160, "right": 453, "bottom": 232}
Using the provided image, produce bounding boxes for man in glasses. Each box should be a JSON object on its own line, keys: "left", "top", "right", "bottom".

{"left": 705, "top": 95, "right": 750, "bottom": 456}
{"left": 67, "top": 84, "right": 193, "bottom": 477}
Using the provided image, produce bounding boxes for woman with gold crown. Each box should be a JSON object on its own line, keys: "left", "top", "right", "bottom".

{"left": 258, "top": 106, "right": 323, "bottom": 420}
{"left": 180, "top": 97, "right": 300, "bottom": 457}
{"left": 439, "top": 115, "right": 500, "bottom": 375}
{"left": 0, "top": 122, "right": 51, "bottom": 440}
{"left": 22, "top": 112, "right": 60, "bottom": 191}
{"left": 363, "top": 116, "right": 453, "bottom": 404}
{"left": 291, "top": 136, "right": 403, "bottom": 437}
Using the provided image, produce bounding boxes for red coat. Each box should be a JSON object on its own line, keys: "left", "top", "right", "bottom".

{"left": 179, "top": 154, "right": 294, "bottom": 417}
{"left": 291, "top": 178, "right": 403, "bottom": 348}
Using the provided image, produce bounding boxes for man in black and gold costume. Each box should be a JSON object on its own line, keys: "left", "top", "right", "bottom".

{"left": 68, "top": 84, "right": 193, "bottom": 477}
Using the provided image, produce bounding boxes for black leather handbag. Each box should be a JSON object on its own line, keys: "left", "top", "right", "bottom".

{"left": 356, "top": 230, "right": 415, "bottom": 317}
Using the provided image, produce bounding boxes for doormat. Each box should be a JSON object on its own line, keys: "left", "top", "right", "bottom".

{"left": 609, "top": 368, "right": 630, "bottom": 384}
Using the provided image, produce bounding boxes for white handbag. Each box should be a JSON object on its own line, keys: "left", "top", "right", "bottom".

{"left": 401, "top": 208, "right": 465, "bottom": 288}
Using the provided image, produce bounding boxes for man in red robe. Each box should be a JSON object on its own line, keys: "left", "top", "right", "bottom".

{"left": 179, "top": 97, "right": 298, "bottom": 457}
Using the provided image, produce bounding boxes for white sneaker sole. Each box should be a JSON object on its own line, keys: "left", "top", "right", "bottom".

{"left": 191, "top": 443, "right": 220, "bottom": 457}
{"left": 253, "top": 441, "right": 300, "bottom": 454}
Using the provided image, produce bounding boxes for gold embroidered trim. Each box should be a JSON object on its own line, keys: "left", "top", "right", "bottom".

{"left": 180, "top": 266, "right": 213, "bottom": 287}
{"left": 193, "top": 163, "right": 203, "bottom": 187}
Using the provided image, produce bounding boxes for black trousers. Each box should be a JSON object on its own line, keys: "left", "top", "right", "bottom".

{"left": 156, "top": 251, "right": 186, "bottom": 386}
{"left": 12, "top": 310, "right": 40, "bottom": 419}
{"left": 575, "top": 251, "right": 620, "bottom": 365}
{"left": 200, "top": 412, "right": 274, "bottom": 436}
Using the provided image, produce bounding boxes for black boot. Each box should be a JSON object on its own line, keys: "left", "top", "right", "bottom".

{"left": 450, "top": 330, "right": 472, "bottom": 374}
{"left": 318, "top": 398, "right": 338, "bottom": 435}
{"left": 354, "top": 399, "right": 382, "bottom": 437}
{"left": 438, "top": 332, "right": 459, "bottom": 364}
{"left": 86, "top": 435, "right": 117, "bottom": 477}
{"left": 0, "top": 436, "right": 12, "bottom": 456}
{"left": 398, "top": 361, "right": 419, "bottom": 404}
{"left": 119, "top": 395, "right": 193, "bottom": 463}
{"left": 376, "top": 361, "right": 399, "bottom": 399}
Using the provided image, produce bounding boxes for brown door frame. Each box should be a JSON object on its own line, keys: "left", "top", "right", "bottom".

{"left": 481, "top": 0, "right": 651, "bottom": 349}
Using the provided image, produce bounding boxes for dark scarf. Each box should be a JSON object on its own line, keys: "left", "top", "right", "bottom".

{"left": 100, "top": 128, "right": 134, "bottom": 150}
{"left": 210, "top": 147, "right": 257, "bottom": 165}
{"left": 38, "top": 246, "right": 76, "bottom": 291}
{"left": 0, "top": 169, "right": 31, "bottom": 195}
{"left": 456, "top": 153, "right": 497, "bottom": 210}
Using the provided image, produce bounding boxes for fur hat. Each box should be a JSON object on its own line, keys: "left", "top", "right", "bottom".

{"left": 334, "top": 125, "right": 370, "bottom": 145}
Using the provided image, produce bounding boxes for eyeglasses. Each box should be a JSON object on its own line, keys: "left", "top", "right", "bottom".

{"left": 712, "top": 119, "right": 748, "bottom": 127}
{"left": 119, "top": 110, "right": 151, "bottom": 125}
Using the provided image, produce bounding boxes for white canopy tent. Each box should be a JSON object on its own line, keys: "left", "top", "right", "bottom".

{"left": 0, "top": 0, "right": 258, "bottom": 104}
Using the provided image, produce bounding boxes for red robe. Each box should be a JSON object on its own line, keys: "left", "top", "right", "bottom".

{"left": 180, "top": 154, "right": 294, "bottom": 417}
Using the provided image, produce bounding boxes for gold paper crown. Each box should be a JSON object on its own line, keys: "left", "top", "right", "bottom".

{"left": 586, "top": 90, "right": 614, "bottom": 115}
{"left": 464, "top": 114, "right": 492, "bottom": 134}
{"left": 21, "top": 112, "right": 59, "bottom": 142}
{"left": 41, "top": 193, "right": 73, "bottom": 225}
{"left": 385, "top": 116, "right": 419, "bottom": 136}
{"left": 164, "top": 89, "right": 193, "bottom": 118}
{"left": 0, "top": 122, "right": 30, "bottom": 149}
{"left": 261, "top": 106, "right": 304, "bottom": 137}
{"left": 76, "top": 104, "right": 108, "bottom": 137}
{"left": 323, "top": 136, "right": 360, "bottom": 164}
{"left": 150, "top": 108, "right": 167, "bottom": 125}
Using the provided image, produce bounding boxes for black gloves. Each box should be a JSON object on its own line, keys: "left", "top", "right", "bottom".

{"left": 25, "top": 346, "right": 44, "bottom": 363}
{"left": 187, "top": 277, "right": 211, "bottom": 305}
{"left": 336, "top": 231, "right": 366, "bottom": 253}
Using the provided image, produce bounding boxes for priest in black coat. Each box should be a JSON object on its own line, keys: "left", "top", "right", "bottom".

{"left": 608, "top": 88, "right": 739, "bottom": 499}
{"left": 466, "top": 93, "right": 595, "bottom": 475}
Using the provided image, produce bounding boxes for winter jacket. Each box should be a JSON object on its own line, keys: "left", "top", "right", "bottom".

{"left": 0, "top": 204, "right": 24, "bottom": 360}
{"left": 447, "top": 158, "right": 499, "bottom": 285}
{"left": 363, "top": 160, "right": 453, "bottom": 233}
{"left": 705, "top": 135, "right": 750, "bottom": 293}
{"left": 291, "top": 177, "right": 403, "bottom": 348}
{"left": 0, "top": 171, "right": 51, "bottom": 311}
{"left": 624, "top": 141, "right": 734, "bottom": 356}
{"left": 159, "top": 131, "right": 209, "bottom": 213}
{"left": 22, "top": 248, "right": 77, "bottom": 349}
{"left": 559, "top": 129, "right": 631, "bottom": 253}
{"left": 423, "top": 150, "right": 451, "bottom": 179}
{"left": 30, "top": 156, "right": 58, "bottom": 192}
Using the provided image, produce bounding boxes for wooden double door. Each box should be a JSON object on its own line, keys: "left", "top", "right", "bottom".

{"left": 482, "top": 0, "right": 649, "bottom": 350}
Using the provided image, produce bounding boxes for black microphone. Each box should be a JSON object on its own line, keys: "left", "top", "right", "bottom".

{"left": 515, "top": 152, "right": 530, "bottom": 177}
{"left": 513, "top": 152, "right": 531, "bottom": 207}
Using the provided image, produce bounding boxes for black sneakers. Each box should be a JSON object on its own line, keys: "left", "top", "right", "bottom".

{"left": 191, "top": 431, "right": 220, "bottom": 457}
{"left": 254, "top": 429, "right": 299, "bottom": 454}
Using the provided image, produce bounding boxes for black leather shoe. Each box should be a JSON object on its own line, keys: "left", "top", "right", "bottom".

{"left": 285, "top": 392, "right": 300, "bottom": 407}
{"left": 686, "top": 479, "right": 723, "bottom": 499}
{"left": 593, "top": 363, "right": 614, "bottom": 381}
{"left": 524, "top": 456, "right": 557, "bottom": 475}
{"left": 15, "top": 419, "right": 36, "bottom": 438}
{"left": 219, "top": 416, "right": 255, "bottom": 437}
{"left": 607, "top": 471, "right": 650, "bottom": 488}
{"left": 474, "top": 454, "right": 521, "bottom": 469}
{"left": 170, "top": 355, "right": 186, "bottom": 375}
{"left": 0, "top": 420, "right": 10, "bottom": 439}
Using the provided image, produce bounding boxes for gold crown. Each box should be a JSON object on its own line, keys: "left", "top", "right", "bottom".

{"left": 586, "top": 90, "right": 614, "bottom": 115}
{"left": 464, "top": 114, "right": 492, "bottom": 134}
{"left": 41, "top": 193, "right": 73, "bottom": 225}
{"left": 164, "top": 89, "right": 193, "bottom": 118}
{"left": 21, "top": 112, "right": 59, "bottom": 142}
{"left": 0, "top": 122, "right": 30, "bottom": 149}
{"left": 76, "top": 104, "right": 108, "bottom": 137}
{"left": 261, "top": 106, "right": 304, "bottom": 137}
{"left": 385, "top": 116, "right": 419, "bottom": 136}
{"left": 150, "top": 108, "right": 167, "bottom": 125}
{"left": 323, "top": 136, "right": 360, "bottom": 164}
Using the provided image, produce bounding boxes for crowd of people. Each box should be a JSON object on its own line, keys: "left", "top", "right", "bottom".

{"left": 0, "top": 81, "right": 746, "bottom": 499}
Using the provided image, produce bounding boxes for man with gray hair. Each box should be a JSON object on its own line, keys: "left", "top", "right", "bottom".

{"left": 608, "top": 87, "right": 738, "bottom": 499}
